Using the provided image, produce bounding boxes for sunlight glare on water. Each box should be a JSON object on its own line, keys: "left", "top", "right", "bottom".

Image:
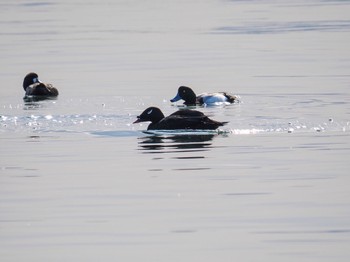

{"left": 1, "top": 0, "right": 350, "bottom": 262}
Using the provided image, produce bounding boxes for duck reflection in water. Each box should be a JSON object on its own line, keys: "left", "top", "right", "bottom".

{"left": 23, "top": 98, "right": 57, "bottom": 110}
{"left": 138, "top": 134, "right": 215, "bottom": 153}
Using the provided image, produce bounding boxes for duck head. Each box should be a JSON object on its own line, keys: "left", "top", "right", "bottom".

{"left": 170, "top": 86, "right": 197, "bottom": 105}
{"left": 23, "top": 72, "right": 41, "bottom": 91}
{"left": 133, "top": 107, "right": 165, "bottom": 124}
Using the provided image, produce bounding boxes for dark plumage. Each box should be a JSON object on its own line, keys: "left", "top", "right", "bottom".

{"left": 170, "top": 86, "right": 238, "bottom": 106}
{"left": 133, "top": 107, "right": 228, "bottom": 130}
{"left": 23, "top": 72, "right": 59, "bottom": 98}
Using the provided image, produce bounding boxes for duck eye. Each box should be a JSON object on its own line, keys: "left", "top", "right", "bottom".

{"left": 147, "top": 109, "right": 153, "bottom": 115}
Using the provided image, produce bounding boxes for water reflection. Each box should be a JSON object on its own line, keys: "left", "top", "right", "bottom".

{"left": 23, "top": 96, "right": 57, "bottom": 110}
{"left": 138, "top": 135, "right": 214, "bottom": 154}
{"left": 23, "top": 95, "right": 58, "bottom": 102}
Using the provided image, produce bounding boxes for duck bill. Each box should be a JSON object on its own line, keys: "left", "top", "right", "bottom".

{"left": 170, "top": 92, "right": 181, "bottom": 102}
{"left": 133, "top": 118, "right": 142, "bottom": 124}
{"left": 33, "top": 78, "right": 42, "bottom": 83}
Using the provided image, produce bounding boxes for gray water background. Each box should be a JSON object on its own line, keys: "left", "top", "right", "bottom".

{"left": 1, "top": 1, "right": 350, "bottom": 261}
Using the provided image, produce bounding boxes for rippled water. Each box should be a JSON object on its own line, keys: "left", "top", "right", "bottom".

{"left": 1, "top": 1, "right": 350, "bottom": 261}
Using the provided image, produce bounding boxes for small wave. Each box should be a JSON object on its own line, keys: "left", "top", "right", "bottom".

{"left": 230, "top": 129, "right": 265, "bottom": 135}
{"left": 91, "top": 130, "right": 141, "bottom": 137}
{"left": 214, "top": 20, "right": 350, "bottom": 35}
{"left": 142, "top": 129, "right": 230, "bottom": 136}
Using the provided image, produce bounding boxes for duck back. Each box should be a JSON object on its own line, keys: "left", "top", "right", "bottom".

{"left": 25, "top": 83, "right": 59, "bottom": 96}
{"left": 148, "top": 109, "right": 226, "bottom": 130}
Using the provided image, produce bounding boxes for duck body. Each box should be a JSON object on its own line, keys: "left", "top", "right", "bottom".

{"left": 197, "top": 92, "right": 236, "bottom": 105}
{"left": 170, "top": 86, "right": 238, "bottom": 106}
{"left": 23, "top": 72, "right": 59, "bottom": 98}
{"left": 134, "top": 107, "right": 227, "bottom": 130}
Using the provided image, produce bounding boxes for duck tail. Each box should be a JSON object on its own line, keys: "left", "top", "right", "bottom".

{"left": 223, "top": 93, "right": 238, "bottom": 103}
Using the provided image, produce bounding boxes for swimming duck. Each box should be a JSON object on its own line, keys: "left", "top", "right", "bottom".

{"left": 23, "top": 72, "right": 59, "bottom": 97}
{"left": 170, "top": 86, "right": 238, "bottom": 106}
{"left": 133, "top": 107, "right": 227, "bottom": 130}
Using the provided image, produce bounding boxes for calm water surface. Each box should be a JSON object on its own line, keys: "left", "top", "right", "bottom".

{"left": 1, "top": 1, "right": 350, "bottom": 261}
